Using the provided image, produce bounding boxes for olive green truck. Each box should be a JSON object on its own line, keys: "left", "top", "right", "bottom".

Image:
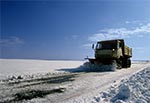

{"left": 88, "top": 39, "right": 132, "bottom": 68}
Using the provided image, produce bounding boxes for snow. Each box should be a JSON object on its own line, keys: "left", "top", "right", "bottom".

{"left": 0, "top": 59, "right": 150, "bottom": 103}
{"left": 77, "top": 62, "right": 117, "bottom": 72}
{"left": 0, "top": 59, "right": 83, "bottom": 79}
{"left": 92, "top": 67, "right": 150, "bottom": 103}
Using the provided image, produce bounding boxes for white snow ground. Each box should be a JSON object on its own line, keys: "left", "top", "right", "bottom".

{"left": 0, "top": 59, "right": 150, "bottom": 103}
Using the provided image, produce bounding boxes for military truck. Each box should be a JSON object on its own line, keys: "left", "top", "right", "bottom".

{"left": 88, "top": 39, "right": 132, "bottom": 68}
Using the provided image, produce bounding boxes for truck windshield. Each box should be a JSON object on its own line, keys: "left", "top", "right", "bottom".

{"left": 96, "top": 43, "right": 102, "bottom": 49}
{"left": 96, "top": 42, "right": 117, "bottom": 50}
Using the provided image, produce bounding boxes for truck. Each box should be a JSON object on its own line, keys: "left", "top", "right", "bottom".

{"left": 88, "top": 39, "right": 132, "bottom": 69}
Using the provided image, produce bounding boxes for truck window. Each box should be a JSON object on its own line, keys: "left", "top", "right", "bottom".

{"left": 96, "top": 43, "right": 102, "bottom": 49}
{"left": 102, "top": 43, "right": 117, "bottom": 49}
{"left": 118, "top": 42, "right": 122, "bottom": 48}
{"left": 117, "top": 42, "right": 121, "bottom": 48}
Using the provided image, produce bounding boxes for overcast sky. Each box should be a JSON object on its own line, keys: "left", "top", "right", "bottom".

{"left": 1, "top": 0, "right": 150, "bottom": 60}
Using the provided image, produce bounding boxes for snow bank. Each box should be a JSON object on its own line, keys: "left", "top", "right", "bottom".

{"left": 92, "top": 67, "right": 150, "bottom": 103}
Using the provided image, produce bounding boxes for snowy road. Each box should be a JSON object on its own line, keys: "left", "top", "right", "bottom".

{"left": 0, "top": 59, "right": 150, "bottom": 103}
{"left": 57, "top": 62, "right": 150, "bottom": 103}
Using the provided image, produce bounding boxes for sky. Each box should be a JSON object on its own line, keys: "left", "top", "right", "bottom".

{"left": 0, "top": 0, "right": 150, "bottom": 60}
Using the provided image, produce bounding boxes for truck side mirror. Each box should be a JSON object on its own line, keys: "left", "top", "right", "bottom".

{"left": 92, "top": 44, "right": 95, "bottom": 49}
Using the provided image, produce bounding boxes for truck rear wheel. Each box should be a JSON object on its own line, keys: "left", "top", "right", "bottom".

{"left": 122, "top": 58, "right": 131, "bottom": 68}
{"left": 127, "top": 58, "right": 131, "bottom": 68}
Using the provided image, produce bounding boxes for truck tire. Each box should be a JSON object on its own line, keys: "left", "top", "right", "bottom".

{"left": 122, "top": 58, "right": 131, "bottom": 68}
{"left": 122, "top": 58, "right": 127, "bottom": 68}
{"left": 116, "top": 59, "right": 122, "bottom": 69}
{"left": 127, "top": 58, "right": 131, "bottom": 68}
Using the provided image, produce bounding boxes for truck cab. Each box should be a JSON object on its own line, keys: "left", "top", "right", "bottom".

{"left": 95, "top": 39, "right": 123, "bottom": 59}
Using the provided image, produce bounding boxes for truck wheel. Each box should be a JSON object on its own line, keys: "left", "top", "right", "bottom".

{"left": 122, "top": 58, "right": 131, "bottom": 68}
{"left": 116, "top": 59, "right": 122, "bottom": 69}
{"left": 122, "top": 59, "right": 127, "bottom": 68}
{"left": 127, "top": 59, "right": 131, "bottom": 68}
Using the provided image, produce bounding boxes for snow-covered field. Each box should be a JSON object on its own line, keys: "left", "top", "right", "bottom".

{"left": 0, "top": 59, "right": 150, "bottom": 103}
{"left": 0, "top": 59, "right": 83, "bottom": 79}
